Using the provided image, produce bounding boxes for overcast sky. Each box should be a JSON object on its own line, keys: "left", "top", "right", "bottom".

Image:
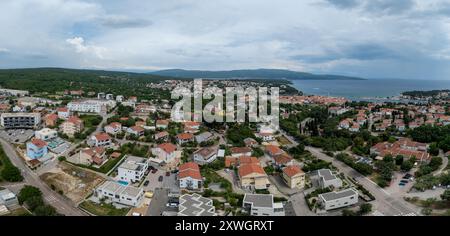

{"left": 1, "top": 0, "right": 450, "bottom": 80}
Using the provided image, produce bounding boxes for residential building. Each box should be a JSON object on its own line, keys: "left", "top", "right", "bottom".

{"left": 156, "top": 119, "right": 169, "bottom": 129}
{"left": 76, "top": 147, "right": 106, "bottom": 166}
{"left": 34, "top": 128, "right": 57, "bottom": 141}
{"left": 44, "top": 113, "right": 58, "bottom": 127}
{"left": 0, "top": 113, "right": 41, "bottom": 129}
{"left": 179, "top": 162, "right": 202, "bottom": 190}
{"left": 273, "top": 153, "right": 294, "bottom": 168}
{"left": 0, "top": 189, "right": 19, "bottom": 208}
{"left": 178, "top": 194, "right": 216, "bottom": 216}
{"left": 193, "top": 147, "right": 217, "bottom": 165}
{"left": 265, "top": 145, "right": 284, "bottom": 158}
{"left": 282, "top": 165, "right": 305, "bottom": 189}
{"left": 318, "top": 169, "right": 343, "bottom": 189}
{"left": 26, "top": 139, "right": 48, "bottom": 159}
{"left": 238, "top": 163, "right": 269, "bottom": 190}
{"left": 117, "top": 155, "right": 149, "bottom": 183}
{"left": 242, "top": 194, "right": 285, "bottom": 216}
{"left": 56, "top": 107, "right": 70, "bottom": 119}
{"left": 67, "top": 100, "right": 103, "bottom": 113}
{"left": 230, "top": 147, "right": 252, "bottom": 157}
{"left": 89, "top": 132, "right": 112, "bottom": 147}
{"left": 244, "top": 138, "right": 258, "bottom": 147}
{"left": 95, "top": 181, "right": 144, "bottom": 207}
{"left": 370, "top": 138, "right": 430, "bottom": 162}
{"left": 60, "top": 116, "right": 84, "bottom": 137}
{"left": 318, "top": 188, "right": 359, "bottom": 211}
{"left": 152, "top": 143, "right": 178, "bottom": 163}
{"left": 104, "top": 122, "right": 122, "bottom": 135}
{"left": 176, "top": 133, "right": 194, "bottom": 144}
{"left": 127, "top": 126, "right": 145, "bottom": 137}
{"left": 195, "top": 132, "right": 214, "bottom": 143}
{"left": 154, "top": 131, "right": 169, "bottom": 141}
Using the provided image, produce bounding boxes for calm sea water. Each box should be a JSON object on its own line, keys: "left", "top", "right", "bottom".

{"left": 291, "top": 79, "right": 450, "bottom": 101}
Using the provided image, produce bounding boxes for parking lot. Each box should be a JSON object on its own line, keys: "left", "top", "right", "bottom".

{"left": 142, "top": 165, "right": 179, "bottom": 193}
{"left": 0, "top": 129, "right": 34, "bottom": 143}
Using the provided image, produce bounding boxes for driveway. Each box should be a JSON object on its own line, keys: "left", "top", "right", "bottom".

{"left": 306, "top": 146, "right": 420, "bottom": 216}
{"left": 287, "top": 192, "right": 316, "bottom": 216}
{"left": 146, "top": 188, "right": 169, "bottom": 216}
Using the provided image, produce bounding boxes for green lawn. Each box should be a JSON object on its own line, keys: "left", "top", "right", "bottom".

{"left": 79, "top": 200, "right": 130, "bottom": 216}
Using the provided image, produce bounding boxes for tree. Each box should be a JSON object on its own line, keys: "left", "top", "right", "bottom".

{"left": 441, "top": 189, "right": 450, "bottom": 201}
{"left": 18, "top": 185, "right": 42, "bottom": 204}
{"left": 25, "top": 196, "right": 44, "bottom": 211}
{"left": 401, "top": 160, "right": 414, "bottom": 172}
{"left": 428, "top": 143, "right": 440, "bottom": 156}
{"left": 33, "top": 205, "right": 58, "bottom": 216}
{"left": 395, "top": 155, "right": 404, "bottom": 166}
{"left": 358, "top": 203, "right": 372, "bottom": 215}
{"left": 1, "top": 164, "right": 24, "bottom": 182}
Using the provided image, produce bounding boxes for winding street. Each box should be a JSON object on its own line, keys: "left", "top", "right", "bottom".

{"left": 0, "top": 138, "right": 87, "bottom": 216}
{"left": 306, "top": 146, "right": 421, "bottom": 216}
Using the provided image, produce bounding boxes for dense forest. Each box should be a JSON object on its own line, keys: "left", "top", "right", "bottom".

{"left": 0, "top": 68, "right": 179, "bottom": 100}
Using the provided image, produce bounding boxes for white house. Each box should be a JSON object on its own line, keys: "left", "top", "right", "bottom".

{"left": 104, "top": 122, "right": 122, "bottom": 135}
{"left": 151, "top": 143, "right": 177, "bottom": 163}
{"left": 318, "top": 169, "right": 343, "bottom": 189}
{"left": 117, "top": 155, "right": 149, "bottom": 183}
{"left": 193, "top": 147, "right": 217, "bottom": 165}
{"left": 318, "top": 188, "right": 359, "bottom": 211}
{"left": 56, "top": 107, "right": 70, "bottom": 119}
{"left": 178, "top": 162, "right": 202, "bottom": 190}
{"left": 88, "top": 132, "right": 112, "bottom": 147}
{"left": 95, "top": 181, "right": 144, "bottom": 207}
{"left": 34, "top": 128, "right": 57, "bottom": 141}
{"left": 242, "top": 194, "right": 285, "bottom": 216}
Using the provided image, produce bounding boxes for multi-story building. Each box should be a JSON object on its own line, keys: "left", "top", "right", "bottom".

{"left": 178, "top": 162, "right": 202, "bottom": 190}
{"left": 104, "top": 122, "right": 122, "bottom": 135}
{"left": 26, "top": 139, "right": 48, "bottom": 159}
{"left": 56, "top": 107, "right": 70, "bottom": 119}
{"left": 94, "top": 181, "right": 144, "bottom": 207}
{"left": 242, "top": 194, "right": 285, "bottom": 216}
{"left": 282, "top": 165, "right": 306, "bottom": 189}
{"left": 60, "top": 116, "right": 84, "bottom": 137}
{"left": 193, "top": 147, "right": 217, "bottom": 165}
{"left": 151, "top": 143, "right": 178, "bottom": 163}
{"left": 68, "top": 101, "right": 103, "bottom": 113}
{"left": 318, "top": 188, "right": 359, "bottom": 211}
{"left": 117, "top": 155, "right": 149, "bottom": 183}
{"left": 318, "top": 169, "right": 343, "bottom": 189}
{"left": 34, "top": 128, "right": 58, "bottom": 141}
{"left": 88, "top": 132, "right": 112, "bottom": 147}
{"left": 0, "top": 113, "right": 41, "bottom": 129}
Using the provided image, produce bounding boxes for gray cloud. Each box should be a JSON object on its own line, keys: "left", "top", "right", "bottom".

{"left": 323, "top": 0, "right": 360, "bottom": 9}
{"left": 0, "top": 0, "right": 449, "bottom": 80}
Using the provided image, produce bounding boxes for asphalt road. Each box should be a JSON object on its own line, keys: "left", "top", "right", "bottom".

{"left": 306, "top": 146, "right": 420, "bottom": 216}
{"left": 0, "top": 138, "right": 87, "bottom": 216}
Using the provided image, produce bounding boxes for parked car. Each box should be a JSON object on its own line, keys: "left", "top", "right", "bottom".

{"left": 166, "top": 171, "right": 170, "bottom": 176}
{"left": 143, "top": 180, "right": 150, "bottom": 187}
{"left": 158, "top": 176, "right": 163, "bottom": 182}
{"left": 152, "top": 169, "right": 158, "bottom": 174}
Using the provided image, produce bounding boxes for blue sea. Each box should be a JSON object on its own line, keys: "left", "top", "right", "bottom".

{"left": 290, "top": 79, "right": 450, "bottom": 101}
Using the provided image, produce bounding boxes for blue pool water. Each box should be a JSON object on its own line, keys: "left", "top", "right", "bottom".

{"left": 117, "top": 180, "right": 129, "bottom": 186}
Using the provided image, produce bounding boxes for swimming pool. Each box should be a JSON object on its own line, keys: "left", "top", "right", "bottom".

{"left": 117, "top": 180, "right": 129, "bottom": 186}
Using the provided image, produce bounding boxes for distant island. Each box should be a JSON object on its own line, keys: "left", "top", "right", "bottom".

{"left": 149, "top": 69, "right": 366, "bottom": 81}
{"left": 402, "top": 89, "right": 450, "bottom": 99}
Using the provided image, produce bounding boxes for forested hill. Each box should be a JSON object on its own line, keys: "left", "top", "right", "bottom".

{"left": 0, "top": 68, "right": 180, "bottom": 99}
{"left": 149, "top": 69, "right": 365, "bottom": 80}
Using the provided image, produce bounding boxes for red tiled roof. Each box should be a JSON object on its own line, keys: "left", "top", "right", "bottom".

{"left": 178, "top": 162, "right": 202, "bottom": 180}
{"left": 67, "top": 116, "right": 82, "bottom": 124}
{"left": 265, "top": 145, "right": 284, "bottom": 156}
{"left": 156, "top": 120, "right": 169, "bottom": 125}
{"left": 45, "top": 113, "right": 58, "bottom": 120}
{"left": 283, "top": 165, "right": 303, "bottom": 177}
{"left": 274, "top": 154, "right": 293, "bottom": 165}
{"left": 239, "top": 156, "right": 259, "bottom": 166}
{"left": 57, "top": 107, "right": 68, "bottom": 112}
{"left": 238, "top": 164, "right": 266, "bottom": 177}
{"left": 225, "top": 157, "right": 238, "bottom": 167}
{"left": 130, "top": 126, "right": 145, "bottom": 132}
{"left": 158, "top": 143, "right": 177, "bottom": 153}
{"left": 230, "top": 147, "right": 252, "bottom": 154}
{"left": 94, "top": 132, "right": 111, "bottom": 141}
{"left": 31, "top": 139, "right": 47, "bottom": 148}
{"left": 177, "top": 133, "right": 194, "bottom": 140}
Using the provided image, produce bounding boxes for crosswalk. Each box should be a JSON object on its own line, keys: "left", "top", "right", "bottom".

{"left": 45, "top": 195, "right": 57, "bottom": 203}
{"left": 395, "top": 212, "right": 417, "bottom": 216}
